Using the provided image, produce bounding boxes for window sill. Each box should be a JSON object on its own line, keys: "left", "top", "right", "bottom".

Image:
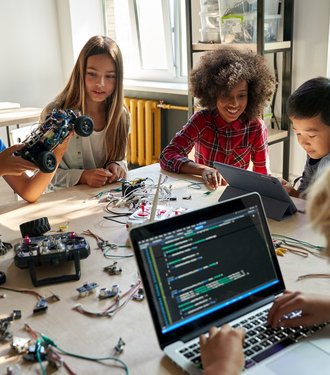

{"left": 124, "top": 79, "right": 188, "bottom": 96}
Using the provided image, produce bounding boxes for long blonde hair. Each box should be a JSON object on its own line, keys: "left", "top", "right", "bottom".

{"left": 307, "top": 167, "right": 330, "bottom": 257}
{"left": 43, "top": 35, "right": 129, "bottom": 165}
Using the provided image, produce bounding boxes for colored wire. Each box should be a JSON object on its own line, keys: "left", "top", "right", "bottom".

{"left": 103, "top": 216, "right": 128, "bottom": 225}
{"left": 0, "top": 285, "right": 43, "bottom": 299}
{"left": 54, "top": 346, "right": 129, "bottom": 375}
{"left": 102, "top": 246, "right": 134, "bottom": 259}
{"left": 297, "top": 273, "right": 330, "bottom": 281}
{"left": 73, "top": 281, "right": 141, "bottom": 318}
{"left": 272, "top": 234, "right": 325, "bottom": 253}
{"left": 24, "top": 325, "right": 130, "bottom": 374}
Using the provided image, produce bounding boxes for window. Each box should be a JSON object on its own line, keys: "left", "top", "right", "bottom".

{"left": 104, "top": 0, "right": 187, "bottom": 83}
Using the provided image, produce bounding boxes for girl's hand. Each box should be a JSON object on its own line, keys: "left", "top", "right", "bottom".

{"left": 268, "top": 290, "right": 330, "bottom": 328}
{"left": 79, "top": 168, "right": 113, "bottom": 187}
{"left": 200, "top": 324, "right": 245, "bottom": 375}
{"left": 202, "top": 168, "right": 225, "bottom": 190}
{"left": 106, "top": 162, "right": 127, "bottom": 183}
{"left": 0, "top": 144, "right": 37, "bottom": 176}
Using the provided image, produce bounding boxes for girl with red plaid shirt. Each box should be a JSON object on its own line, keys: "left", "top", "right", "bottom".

{"left": 160, "top": 46, "right": 275, "bottom": 189}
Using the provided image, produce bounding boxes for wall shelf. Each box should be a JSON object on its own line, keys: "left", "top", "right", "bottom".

{"left": 192, "top": 41, "right": 291, "bottom": 52}
{"left": 186, "top": 0, "right": 294, "bottom": 179}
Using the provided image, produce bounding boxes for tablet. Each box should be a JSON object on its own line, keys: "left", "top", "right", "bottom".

{"left": 214, "top": 162, "right": 297, "bottom": 221}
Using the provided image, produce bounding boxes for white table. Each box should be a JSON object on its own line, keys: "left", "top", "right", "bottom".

{"left": 0, "top": 107, "right": 42, "bottom": 145}
{"left": 0, "top": 164, "right": 328, "bottom": 374}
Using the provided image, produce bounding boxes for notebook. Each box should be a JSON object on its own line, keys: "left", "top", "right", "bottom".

{"left": 129, "top": 192, "right": 330, "bottom": 375}
{"left": 213, "top": 162, "right": 297, "bottom": 221}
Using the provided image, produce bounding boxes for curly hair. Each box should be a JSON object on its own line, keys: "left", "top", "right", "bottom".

{"left": 189, "top": 46, "right": 276, "bottom": 120}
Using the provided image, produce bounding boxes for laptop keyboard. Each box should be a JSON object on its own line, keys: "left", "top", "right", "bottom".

{"left": 178, "top": 308, "right": 328, "bottom": 370}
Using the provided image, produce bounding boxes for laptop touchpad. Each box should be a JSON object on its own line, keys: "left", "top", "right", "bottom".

{"left": 266, "top": 342, "right": 330, "bottom": 374}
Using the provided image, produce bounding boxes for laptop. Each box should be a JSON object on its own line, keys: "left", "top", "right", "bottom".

{"left": 129, "top": 192, "right": 330, "bottom": 375}
{"left": 213, "top": 162, "right": 297, "bottom": 221}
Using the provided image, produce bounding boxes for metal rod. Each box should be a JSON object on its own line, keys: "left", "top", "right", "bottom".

{"left": 157, "top": 103, "right": 188, "bottom": 111}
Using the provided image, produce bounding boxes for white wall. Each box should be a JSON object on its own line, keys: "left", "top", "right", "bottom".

{"left": 56, "top": 0, "right": 105, "bottom": 80}
{"left": 0, "top": 0, "right": 104, "bottom": 145}
{"left": 0, "top": 0, "right": 63, "bottom": 108}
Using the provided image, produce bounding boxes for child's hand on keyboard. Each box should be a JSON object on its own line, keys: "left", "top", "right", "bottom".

{"left": 268, "top": 290, "right": 330, "bottom": 328}
{"left": 200, "top": 324, "right": 245, "bottom": 375}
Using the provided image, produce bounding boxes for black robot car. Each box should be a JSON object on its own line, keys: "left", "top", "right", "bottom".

{"left": 15, "top": 109, "right": 93, "bottom": 173}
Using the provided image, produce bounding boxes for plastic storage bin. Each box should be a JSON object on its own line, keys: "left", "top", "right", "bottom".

{"left": 199, "top": 27, "right": 222, "bottom": 43}
{"left": 199, "top": 11, "right": 220, "bottom": 29}
{"left": 218, "top": 0, "right": 281, "bottom": 43}
{"left": 199, "top": 9, "right": 221, "bottom": 42}
{"left": 264, "top": 14, "right": 281, "bottom": 42}
{"left": 220, "top": 12, "right": 257, "bottom": 43}
{"left": 200, "top": 0, "right": 219, "bottom": 13}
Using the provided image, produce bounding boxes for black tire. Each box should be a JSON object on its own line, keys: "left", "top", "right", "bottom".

{"left": 74, "top": 116, "right": 94, "bottom": 137}
{"left": 0, "top": 271, "right": 6, "bottom": 285}
{"left": 20, "top": 217, "right": 51, "bottom": 237}
{"left": 37, "top": 151, "right": 57, "bottom": 173}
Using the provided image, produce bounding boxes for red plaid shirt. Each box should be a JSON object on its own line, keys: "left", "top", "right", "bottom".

{"left": 160, "top": 110, "right": 270, "bottom": 174}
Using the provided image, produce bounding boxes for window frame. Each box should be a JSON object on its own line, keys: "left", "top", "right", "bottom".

{"left": 104, "top": 0, "right": 187, "bottom": 83}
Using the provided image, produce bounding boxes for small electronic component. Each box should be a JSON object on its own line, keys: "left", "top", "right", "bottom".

{"left": 98, "top": 284, "right": 120, "bottom": 299}
{"left": 11, "top": 310, "right": 22, "bottom": 320}
{"left": 23, "top": 341, "right": 47, "bottom": 362}
{"left": 48, "top": 291, "right": 60, "bottom": 302}
{"left": 0, "top": 320, "right": 12, "bottom": 340}
{"left": 76, "top": 282, "right": 98, "bottom": 297}
{"left": 122, "top": 178, "right": 146, "bottom": 197}
{"left": 0, "top": 311, "right": 22, "bottom": 340}
{"left": 33, "top": 298, "right": 48, "bottom": 314}
{"left": 132, "top": 287, "right": 145, "bottom": 301}
{"left": 104, "top": 261, "right": 122, "bottom": 275}
{"left": 0, "top": 236, "right": 12, "bottom": 255}
{"left": 11, "top": 336, "right": 31, "bottom": 354}
{"left": 114, "top": 337, "right": 125, "bottom": 354}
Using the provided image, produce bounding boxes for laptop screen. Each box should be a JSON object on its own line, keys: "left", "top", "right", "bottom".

{"left": 130, "top": 193, "right": 285, "bottom": 348}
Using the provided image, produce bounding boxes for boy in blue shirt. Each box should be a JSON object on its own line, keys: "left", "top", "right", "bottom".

{"left": 282, "top": 77, "right": 330, "bottom": 197}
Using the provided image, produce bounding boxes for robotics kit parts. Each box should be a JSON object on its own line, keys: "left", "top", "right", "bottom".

{"left": 23, "top": 340, "right": 47, "bottom": 362}
{"left": 0, "top": 310, "right": 22, "bottom": 341}
{"left": 122, "top": 178, "right": 147, "bottom": 197}
{"left": 99, "top": 284, "right": 120, "bottom": 299}
{"left": 33, "top": 298, "right": 48, "bottom": 314}
{"left": 12, "top": 336, "right": 31, "bottom": 354}
{"left": 14, "top": 108, "right": 94, "bottom": 173}
{"left": 19, "top": 217, "right": 51, "bottom": 238}
{"left": 76, "top": 282, "right": 98, "bottom": 297}
{"left": 132, "top": 287, "right": 145, "bottom": 302}
{"left": 104, "top": 261, "right": 122, "bottom": 275}
{"left": 0, "top": 271, "right": 6, "bottom": 285}
{"left": 114, "top": 337, "right": 125, "bottom": 354}
{"left": 14, "top": 224, "right": 91, "bottom": 287}
{"left": 0, "top": 236, "right": 12, "bottom": 255}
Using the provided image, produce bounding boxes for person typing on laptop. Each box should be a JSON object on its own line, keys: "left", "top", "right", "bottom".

{"left": 200, "top": 167, "right": 330, "bottom": 375}
{"left": 281, "top": 77, "right": 330, "bottom": 198}
{"left": 159, "top": 46, "right": 275, "bottom": 190}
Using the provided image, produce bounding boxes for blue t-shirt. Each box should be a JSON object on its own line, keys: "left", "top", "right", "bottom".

{"left": 0, "top": 139, "right": 6, "bottom": 152}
